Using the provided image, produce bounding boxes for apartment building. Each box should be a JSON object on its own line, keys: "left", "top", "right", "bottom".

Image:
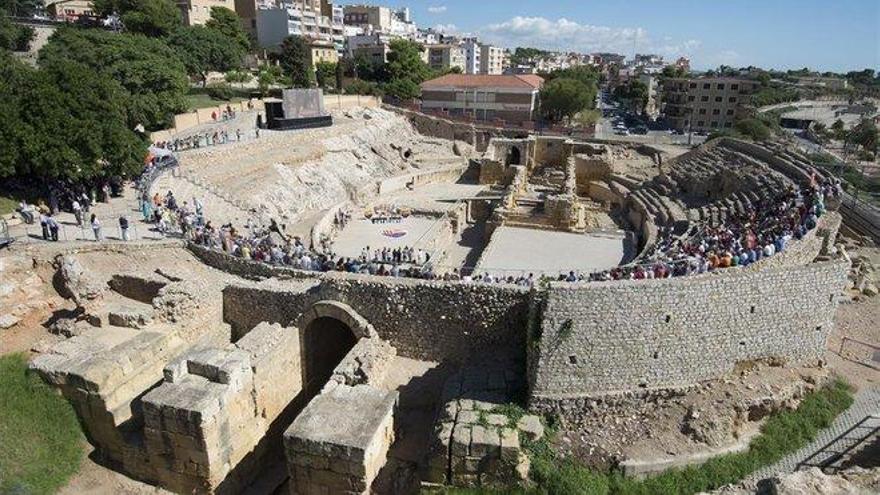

{"left": 177, "top": 0, "right": 236, "bottom": 25}
{"left": 342, "top": 4, "right": 415, "bottom": 37}
{"left": 255, "top": 0, "right": 344, "bottom": 56}
{"left": 460, "top": 38, "right": 481, "bottom": 74}
{"left": 480, "top": 45, "right": 503, "bottom": 75}
{"left": 420, "top": 73, "right": 544, "bottom": 124}
{"left": 661, "top": 77, "right": 761, "bottom": 132}
{"left": 426, "top": 44, "right": 465, "bottom": 73}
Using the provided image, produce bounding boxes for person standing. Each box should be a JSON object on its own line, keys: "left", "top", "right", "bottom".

{"left": 47, "top": 215, "right": 59, "bottom": 241}
{"left": 91, "top": 214, "right": 102, "bottom": 241}
{"left": 119, "top": 215, "right": 130, "bottom": 241}
{"left": 39, "top": 211, "right": 50, "bottom": 240}
{"left": 72, "top": 199, "right": 83, "bottom": 226}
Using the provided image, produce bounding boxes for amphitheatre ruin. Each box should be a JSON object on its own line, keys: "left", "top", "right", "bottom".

{"left": 3, "top": 100, "right": 879, "bottom": 494}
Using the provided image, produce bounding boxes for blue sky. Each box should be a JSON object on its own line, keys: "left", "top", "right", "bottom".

{"left": 384, "top": 0, "right": 880, "bottom": 72}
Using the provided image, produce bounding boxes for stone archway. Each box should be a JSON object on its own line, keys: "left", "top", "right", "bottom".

{"left": 297, "top": 301, "right": 375, "bottom": 393}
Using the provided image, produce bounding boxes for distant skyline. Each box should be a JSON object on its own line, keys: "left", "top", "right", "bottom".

{"left": 383, "top": 0, "right": 879, "bottom": 72}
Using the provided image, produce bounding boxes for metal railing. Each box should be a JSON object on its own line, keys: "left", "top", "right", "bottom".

{"left": 796, "top": 415, "right": 880, "bottom": 473}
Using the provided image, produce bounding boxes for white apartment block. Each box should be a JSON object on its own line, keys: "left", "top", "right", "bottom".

{"left": 461, "top": 38, "right": 481, "bottom": 75}
{"left": 480, "top": 45, "right": 503, "bottom": 75}
{"left": 255, "top": 0, "right": 344, "bottom": 55}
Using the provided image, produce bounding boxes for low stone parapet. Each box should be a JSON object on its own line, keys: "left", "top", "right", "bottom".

{"left": 283, "top": 383, "right": 398, "bottom": 494}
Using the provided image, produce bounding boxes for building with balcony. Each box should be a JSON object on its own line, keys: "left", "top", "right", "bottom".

{"left": 255, "top": 0, "right": 344, "bottom": 56}
{"left": 480, "top": 45, "right": 503, "bottom": 75}
{"left": 420, "top": 73, "right": 544, "bottom": 124}
{"left": 661, "top": 77, "right": 761, "bottom": 132}
{"left": 177, "top": 0, "right": 236, "bottom": 26}
{"left": 426, "top": 44, "right": 465, "bottom": 73}
{"left": 342, "top": 4, "right": 415, "bottom": 37}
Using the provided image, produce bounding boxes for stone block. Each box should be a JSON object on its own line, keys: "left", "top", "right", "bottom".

{"left": 107, "top": 302, "right": 154, "bottom": 329}
{"left": 451, "top": 424, "right": 471, "bottom": 456}
{"left": 499, "top": 428, "right": 520, "bottom": 462}
{"left": 516, "top": 415, "right": 544, "bottom": 442}
{"left": 470, "top": 425, "right": 500, "bottom": 458}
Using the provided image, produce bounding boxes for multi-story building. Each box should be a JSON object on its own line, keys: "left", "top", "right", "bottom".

{"left": 480, "top": 45, "right": 503, "bottom": 75}
{"left": 346, "top": 32, "right": 393, "bottom": 63}
{"left": 461, "top": 38, "right": 481, "bottom": 75}
{"left": 321, "top": 0, "right": 345, "bottom": 56}
{"left": 420, "top": 73, "right": 544, "bottom": 124}
{"left": 308, "top": 38, "right": 338, "bottom": 66}
{"left": 661, "top": 76, "right": 761, "bottom": 132}
{"left": 342, "top": 4, "right": 414, "bottom": 37}
{"left": 255, "top": 0, "right": 344, "bottom": 56}
{"left": 46, "top": 0, "right": 94, "bottom": 21}
{"left": 426, "top": 44, "right": 465, "bottom": 73}
{"left": 176, "top": 0, "right": 236, "bottom": 26}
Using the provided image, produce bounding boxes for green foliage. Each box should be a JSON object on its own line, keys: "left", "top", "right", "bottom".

{"left": 344, "top": 78, "right": 382, "bottom": 96}
{"left": 278, "top": 35, "right": 314, "bottom": 88}
{"left": 488, "top": 403, "right": 528, "bottom": 429}
{"left": 315, "top": 61, "right": 337, "bottom": 90}
{"left": 0, "top": 0, "right": 41, "bottom": 16}
{"left": 544, "top": 65, "right": 601, "bottom": 88}
{"left": 205, "top": 6, "right": 249, "bottom": 52}
{"left": 0, "top": 52, "right": 148, "bottom": 180}
{"left": 574, "top": 109, "right": 601, "bottom": 128}
{"left": 751, "top": 84, "right": 800, "bottom": 107}
{"left": 120, "top": 0, "right": 182, "bottom": 36}
{"left": 540, "top": 77, "right": 593, "bottom": 123}
{"left": 39, "top": 27, "right": 189, "bottom": 130}
{"left": 613, "top": 80, "right": 649, "bottom": 114}
{"left": 849, "top": 118, "right": 878, "bottom": 153}
{"left": 661, "top": 65, "right": 689, "bottom": 79}
{"left": 256, "top": 64, "right": 283, "bottom": 96}
{"left": 734, "top": 118, "right": 772, "bottom": 141}
{"left": 168, "top": 25, "right": 244, "bottom": 85}
{"left": 510, "top": 46, "right": 548, "bottom": 66}
{"left": 0, "top": 353, "right": 84, "bottom": 494}
{"left": 205, "top": 83, "right": 233, "bottom": 100}
{"left": 224, "top": 68, "right": 253, "bottom": 85}
{"left": 0, "top": 10, "right": 34, "bottom": 51}
{"left": 381, "top": 39, "right": 431, "bottom": 99}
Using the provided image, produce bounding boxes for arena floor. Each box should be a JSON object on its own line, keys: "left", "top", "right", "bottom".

{"left": 476, "top": 226, "right": 629, "bottom": 277}
{"left": 331, "top": 217, "right": 449, "bottom": 259}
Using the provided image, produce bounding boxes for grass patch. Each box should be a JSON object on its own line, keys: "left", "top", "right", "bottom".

{"left": 0, "top": 195, "right": 18, "bottom": 216}
{"left": 0, "top": 353, "right": 84, "bottom": 494}
{"left": 430, "top": 380, "right": 854, "bottom": 495}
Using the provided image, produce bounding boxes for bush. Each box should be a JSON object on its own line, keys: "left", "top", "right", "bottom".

{"left": 734, "top": 118, "right": 772, "bottom": 141}
{"left": 0, "top": 353, "right": 84, "bottom": 494}
{"left": 206, "top": 83, "right": 234, "bottom": 100}
{"left": 345, "top": 78, "right": 382, "bottom": 96}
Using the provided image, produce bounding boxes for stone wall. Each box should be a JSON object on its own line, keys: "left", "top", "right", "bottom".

{"left": 222, "top": 274, "right": 531, "bottom": 362}
{"left": 528, "top": 257, "right": 850, "bottom": 407}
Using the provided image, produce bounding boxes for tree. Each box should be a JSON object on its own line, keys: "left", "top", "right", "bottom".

{"left": 256, "top": 64, "right": 283, "bottom": 96}
{"left": 0, "top": 10, "right": 33, "bottom": 51}
{"left": 205, "top": 6, "right": 249, "bottom": 52}
{"left": 0, "top": 53, "right": 147, "bottom": 181}
{"left": 540, "top": 78, "right": 592, "bottom": 123}
{"left": 850, "top": 119, "right": 878, "bottom": 155}
{"left": 225, "top": 68, "right": 253, "bottom": 88}
{"left": 39, "top": 28, "right": 188, "bottom": 130}
{"left": 113, "top": 0, "right": 181, "bottom": 37}
{"left": 168, "top": 25, "right": 243, "bottom": 86}
{"left": 661, "top": 65, "right": 688, "bottom": 79}
{"left": 831, "top": 119, "right": 846, "bottom": 140}
{"left": 383, "top": 78, "right": 419, "bottom": 100}
{"left": 315, "top": 61, "right": 336, "bottom": 90}
{"left": 733, "top": 118, "right": 771, "bottom": 141}
{"left": 278, "top": 35, "right": 313, "bottom": 88}
{"left": 385, "top": 39, "right": 431, "bottom": 84}
{"left": 613, "top": 80, "right": 649, "bottom": 114}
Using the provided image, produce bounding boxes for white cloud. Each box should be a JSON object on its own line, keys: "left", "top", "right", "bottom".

{"left": 481, "top": 16, "right": 700, "bottom": 59}
{"left": 427, "top": 5, "right": 447, "bottom": 14}
{"left": 432, "top": 23, "right": 458, "bottom": 33}
{"left": 706, "top": 50, "right": 743, "bottom": 67}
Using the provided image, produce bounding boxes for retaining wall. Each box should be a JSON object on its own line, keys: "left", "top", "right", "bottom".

{"left": 528, "top": 257, "right": 850, "bottom": 409}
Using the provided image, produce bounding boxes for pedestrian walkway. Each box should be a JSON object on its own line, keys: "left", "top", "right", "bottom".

{"left": 746, "top": 386, "right": 880, "bottom": 483}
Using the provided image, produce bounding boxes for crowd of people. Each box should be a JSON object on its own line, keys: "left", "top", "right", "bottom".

{"left": 152, "top": 128, "right": 250, "bottom": 153}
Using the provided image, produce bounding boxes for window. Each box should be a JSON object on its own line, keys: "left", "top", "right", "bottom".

{"left": 712, "top": 108, "right": 720, "bottom": 115}
{"left": 689, "top": 82, "right": 697, "bottom": 89}
{"left": 715, "top": 96, "right": 723, "bottom": 102}
{"left": 703, "top": 83, "right": 710, "bottom": 89}
{"left": 711, "top": 121, "right": 719, "bottom": 128}
{"left": 717, "top": 83, "right": 725, "bottom": 90}
{"left": 729, "top": 97, "right": 737, "bottom": 103}
{"left": 697, "top": 121, "right": 705, "bottom": 127}
{"left": 731, "top": 84, "right": 739, "bottom": 90}
{"left": 700, "top": 95, "right": 709, "bottom": 102}
{"left": 726, "top": 109, "right": 734, "bottom": 116}
{"left": 724, "top": 122, "right": 732, "bottom": 128}
{"left": 698, "top": 108, "right": 707, "bottom": 115}
{"left": 687, "top": 95, "right": 695, "bottom": 102}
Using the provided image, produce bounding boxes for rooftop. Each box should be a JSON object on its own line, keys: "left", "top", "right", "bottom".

{"left": 421, "top": 73, "right": 544, "bottom": 90}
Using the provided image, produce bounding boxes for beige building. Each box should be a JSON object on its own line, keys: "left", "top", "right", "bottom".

{"left": 480, "top": 45, "right": 503, "bottom": 75}
{"left": 309, "top": 39, "right": 338, "bottom": 66}
{"left": 420, "top": 73, "right": 544, "bottom": 124}
{"left": 46, "top": 0, "right": 94, "bottom": 21}
{"left": 177, "top": 0, "right": 236, "bottom": 26}
{"left": 661, "top": 76, "right": 760, "bottom": 132}
{"left": 426, "top": 44, "right": 465, "bottom": 73}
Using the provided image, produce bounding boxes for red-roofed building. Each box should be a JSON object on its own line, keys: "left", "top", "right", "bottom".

{"left": 419, "top": 74, "right": 545, "bottom": 124}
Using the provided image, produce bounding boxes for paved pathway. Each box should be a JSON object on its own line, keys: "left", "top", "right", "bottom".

{"left": 746, "top": 386, "right": 880, "bottom": 483}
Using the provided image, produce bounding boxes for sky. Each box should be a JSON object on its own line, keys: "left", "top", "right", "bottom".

{"left": 382, "top": 0, "right": 880, "bottom": 72}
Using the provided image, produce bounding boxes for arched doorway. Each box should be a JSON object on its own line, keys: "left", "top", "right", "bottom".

{"left": 301, "top": 316, "right": 358, "bottom": 395}
{"left": 505, "top": 146, "right": 521, "bottom": 166}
